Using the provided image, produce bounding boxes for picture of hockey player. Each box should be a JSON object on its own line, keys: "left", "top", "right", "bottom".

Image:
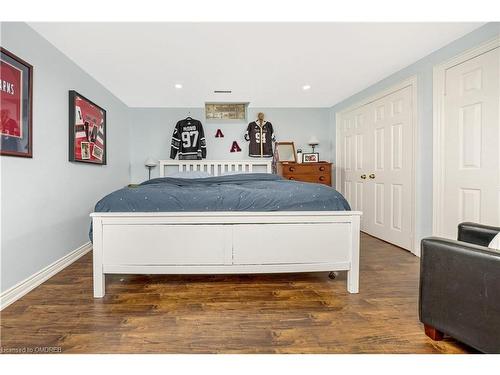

{"left": 1, "top": 109, "right": 22, "bottom": 153}
{"left": 89, "top": 122, "right": 98, "bottom": 142}
{"left": 92, "top": 144, "right": 103, "bottom": 160}
{"left": 1, "top": 108, "right": 20, "bottom": 138}
{"left": 81, "top": 142, "right": 90, "bottom": 159}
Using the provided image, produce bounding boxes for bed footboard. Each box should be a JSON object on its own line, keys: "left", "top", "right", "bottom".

{"left": 91, "top": 211, "right": 361, "bottom": 298}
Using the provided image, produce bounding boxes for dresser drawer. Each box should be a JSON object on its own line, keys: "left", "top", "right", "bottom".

{"left": 283, "top": 173, "right": 331, "bottom": 185}
{"left": 277, "top": 162, "right": 333, "bottom": 186}
{"left": 281, "top": 163, "right": 330, "bottom": 175}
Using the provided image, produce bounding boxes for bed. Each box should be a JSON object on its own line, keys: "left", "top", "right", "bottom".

{"left": 91, "top": 160, "right": 361, "bottom": 297}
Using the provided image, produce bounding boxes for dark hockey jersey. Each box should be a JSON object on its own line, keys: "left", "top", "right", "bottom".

{"left": 170, "top": 118, "right": 207, "bottom": 160}
{"left": 244, "top": 120, "right": 275, "bottom": 157}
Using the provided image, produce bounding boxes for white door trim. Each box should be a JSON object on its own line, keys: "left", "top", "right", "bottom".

{"left": 432, "top": 36, "right": 500, "bottom": 237}
{"left": 335, "top": 76, "right": 418, "bottom": 255}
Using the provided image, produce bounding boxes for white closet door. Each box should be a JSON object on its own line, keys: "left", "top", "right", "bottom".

{"left": 340, "top": 107, "right": 371, "bottom": 229}
{"left": 440, "top": 46, "right": 500, "bottom": 239}
{"left": 365, "top": 86, "right": 414, "bottom": 250}
{"left": 338, "top": 82, "right": 415, "bottom": 252}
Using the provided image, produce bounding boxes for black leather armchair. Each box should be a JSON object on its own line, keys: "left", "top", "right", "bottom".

{"left": 419, "top": 222, "right": 500, "bottom": 353}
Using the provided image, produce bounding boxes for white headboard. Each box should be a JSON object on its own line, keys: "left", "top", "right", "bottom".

{"left": 158, "top": 160, "right": 272, "bottom": 177}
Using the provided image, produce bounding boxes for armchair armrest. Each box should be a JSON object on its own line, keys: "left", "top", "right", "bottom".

{"left": 419, "top": 237, "right": 500, "bottom": 353}
{"left": 458, "top": 222, "right": 500, "bottom": 247}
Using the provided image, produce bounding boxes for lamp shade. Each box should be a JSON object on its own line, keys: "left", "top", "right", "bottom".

{"left": 144, "top": 157, "right": 157, "bottom": 168}
{"left": 308, "top": 136, "right": 319, "bottom": 146}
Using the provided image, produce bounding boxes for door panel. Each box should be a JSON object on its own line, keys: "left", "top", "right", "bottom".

{"left": 355, "top": 134, "right": 364, "bottom": 170}
{"left": 374, "top": 127, "right": 385, "bottom": 170}
{"left": 391, "top": 184, "right": 403, "bottom": 231}
{"left": 375, "top": 183, "right": 385, "bottom": 225}
{"left": 391, "top": 123, "right": 403, "bottom": 170}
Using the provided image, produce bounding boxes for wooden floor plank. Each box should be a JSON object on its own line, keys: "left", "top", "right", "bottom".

{"left": 0, "top": 233, "right": 474, "bottom": 353}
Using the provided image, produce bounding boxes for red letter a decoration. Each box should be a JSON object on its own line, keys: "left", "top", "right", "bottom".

{"left": 215, "top": 129, "right": 224, "bottom": 138}
{"left": 230, "top": 141, "right": 242, "bottom": 153}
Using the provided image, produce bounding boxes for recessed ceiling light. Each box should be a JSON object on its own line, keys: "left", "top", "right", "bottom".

{"left": 302, "top": 85, "right": 311, "bottom": 91}
{"left": 175, "top": 83, "right": 183, "bottom": 89}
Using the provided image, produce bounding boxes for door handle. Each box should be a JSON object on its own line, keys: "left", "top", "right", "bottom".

{"left": 369, "top": 173, "right": 375, "bottom": 179}
{"left": 361, "top": 174, "right": 367, "bottom": 179}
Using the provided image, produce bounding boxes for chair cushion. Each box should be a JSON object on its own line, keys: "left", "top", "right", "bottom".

{"left": 489, "top": 232, "right": 500, "bottom": 251}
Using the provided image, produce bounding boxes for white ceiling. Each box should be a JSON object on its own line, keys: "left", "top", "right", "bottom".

{"left": 29, "top": 22, "right": 483, "bottom": 108}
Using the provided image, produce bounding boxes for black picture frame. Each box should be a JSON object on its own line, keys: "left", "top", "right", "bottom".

{"left": 0, "top": 47, "right": 33, "bottom": 158}
{"left": 68, "top": 90, "right": 107, "bottom": 165}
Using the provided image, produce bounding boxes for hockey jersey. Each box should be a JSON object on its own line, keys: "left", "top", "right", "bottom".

{"left": 244, "top": 120, "right": 275, "bottom": 157}
{"left": 170, "top": 118, "right": 207, "bottom": 160}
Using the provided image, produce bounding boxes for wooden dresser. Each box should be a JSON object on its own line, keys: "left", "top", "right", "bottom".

{"left": 277, "top": 162, "right": 332, "bottom": 186}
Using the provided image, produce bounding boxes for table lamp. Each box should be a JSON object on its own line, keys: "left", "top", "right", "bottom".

{"left": 308, "top": 136, "right": 319, "bottom": 153}
{"left": 145, "top": 157, "right": 157, "bottom": 180}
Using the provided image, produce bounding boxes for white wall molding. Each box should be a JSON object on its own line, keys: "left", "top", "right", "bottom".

{"left": 0, "top": 242, "right": 92, "bottom": 311}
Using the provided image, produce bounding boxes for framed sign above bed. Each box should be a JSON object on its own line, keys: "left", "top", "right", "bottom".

{"left": 205, "top": 103, "right": 247, "bottom": 120}
{"left": 69, "top": 90, "right": 107, "bottom": 165}
{"left": 0, "top": 47, "right": 33, "bottom": 158}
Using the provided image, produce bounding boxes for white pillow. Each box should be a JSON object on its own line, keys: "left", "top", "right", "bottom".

{"left": 168, "top": 171, "right": 212, "bottom": 179}
{"left": 488, "top": 232, "right": 500, "bottom": 251}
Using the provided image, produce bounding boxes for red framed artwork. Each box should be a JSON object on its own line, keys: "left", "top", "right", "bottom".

{"left": 69, "top": 90, "right": 107, "bottom": 165}
{"left": 0, "top": 47, "right": 33, "bottom": 158}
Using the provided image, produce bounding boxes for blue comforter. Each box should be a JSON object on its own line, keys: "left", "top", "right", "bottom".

{"left": 95, "top": 173, "right": 350, "bottom": 213}
{"left": 90, "top": 173, "right": 350, "bottom": 239}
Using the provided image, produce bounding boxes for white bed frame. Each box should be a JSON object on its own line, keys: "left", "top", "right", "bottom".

{"left": 158, "top": 159, "right": 273, "bottom": 176}
{"left": 91, "top": 160, "right": 361, "bottom": 297}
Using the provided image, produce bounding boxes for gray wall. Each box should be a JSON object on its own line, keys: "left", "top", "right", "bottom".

{"left": 130, "top": 107, "right": 331, "bottom": 183}
{"left": 0, "top": 23, "right": 131, "bottom": 292}
{"left": 330, "top": 22, "right": 500, "bottom": 246}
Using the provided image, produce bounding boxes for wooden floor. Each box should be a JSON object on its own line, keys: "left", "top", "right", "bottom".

{"left": 0, "top": 233, "right": 473, "bottom": 353}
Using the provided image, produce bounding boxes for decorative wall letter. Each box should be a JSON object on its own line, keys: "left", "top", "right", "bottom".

{"left": 230, "top": 141, "right": 242, "bottom": 153}
{"left": 215, "top": 129, "right": 224, "bottom": 138}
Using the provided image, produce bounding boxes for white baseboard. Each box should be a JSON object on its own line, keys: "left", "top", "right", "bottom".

{"left": 0, "top": 242, "right": 92, "bottom": 311}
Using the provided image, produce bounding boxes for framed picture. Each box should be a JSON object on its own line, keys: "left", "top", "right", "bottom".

{"left": 303, "top": 152, "right": 319, "bottom": 163}
{"left": 0, "top": 48, "right": 33, "bottom": 158}
{"left": 69, "top": 90, "right": 106, "bottom": 165}
{"left": 205, "top": 102, "right": 247, "bottom": 120}
{"left": 275, "top": 142, "right": 297, "bottom": 163}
